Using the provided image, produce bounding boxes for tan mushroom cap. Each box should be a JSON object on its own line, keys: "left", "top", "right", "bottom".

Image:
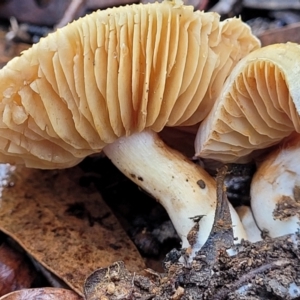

{"left": 0, "top": 0, "right": 259, "bottom": 168}
{"left": 195, "top": 42, "right": 300, "bottom": 163}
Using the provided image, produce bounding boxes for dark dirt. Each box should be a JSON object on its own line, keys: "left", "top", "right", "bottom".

{"left": 273, "top": 186, "right": 300, "bottom": 221}
{"left": 82, "top": 164, "right": 300, "bottom": 299}
{"left": 83, "top": 232, "right": 300, "bottom": 299}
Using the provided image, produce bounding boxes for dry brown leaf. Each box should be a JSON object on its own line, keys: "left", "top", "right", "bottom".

{"left": 0, "top": 165, "right": 145, "bottom": 296}
{"left": 0, "top": 243, "right": 36, "bottom": 296}
{"left": 0, "top": 287, "right": 83, "bottom": 300}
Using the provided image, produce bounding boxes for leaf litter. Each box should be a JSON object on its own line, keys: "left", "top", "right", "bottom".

{"left": 0, "top": 164, "right": 145, "bottom": 296}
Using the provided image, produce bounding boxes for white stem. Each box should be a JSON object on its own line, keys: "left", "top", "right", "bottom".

{"left": 251, "top": 134, "right": 300, "bottom": 237}
{"left": 235, "top": 205, "right": 262, "bottom": 243}
{"left": 103, "top": 129, "right": 247, "bottom": 249}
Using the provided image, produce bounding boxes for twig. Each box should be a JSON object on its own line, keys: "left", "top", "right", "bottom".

{"left": 212, "top": 259, "right": 290, "bottom": 300}
{"left": 199, "top": 165, "right": 234, "bottom": 265}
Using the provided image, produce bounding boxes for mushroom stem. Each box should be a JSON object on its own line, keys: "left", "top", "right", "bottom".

{"left": 251, "top": 133, "right": 300, "bottom": 238}
{"left": 103, "top": 129, "right": 247, "bottom": 249}
{"left": 235, "top": 205, "right": 262, "bottom": 243}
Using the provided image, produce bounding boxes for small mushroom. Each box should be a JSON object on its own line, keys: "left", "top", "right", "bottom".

{"left": 0, "top": 0, "right": 260, "bottom": 251}
{"left": 235, "top": 205, "right": 262, "bottom": 243}
{"left": 195, "top": 42, "right": 300, "bottom": 163}
{"left": 250, "top": 133, "right": 300, "bottom": 238}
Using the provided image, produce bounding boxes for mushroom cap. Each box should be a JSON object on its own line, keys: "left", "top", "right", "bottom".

{"left": 0, "top": 0, "right": 259, "bottom": 168}
{"left": 195, "top": 42, "right": 300, "bottom": 163}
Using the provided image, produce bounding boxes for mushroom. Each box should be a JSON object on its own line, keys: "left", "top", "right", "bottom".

{"left": 195, "top": 42, "right": 300, "bottom": 163}
{"left": 250, "top": 133, "right": 300, "bottom": 238}
{"left": 0, "top": 0, "right": 260, "bottom": 252}
{"left": 194, "top": 42, "right": 300, "bottom": 238}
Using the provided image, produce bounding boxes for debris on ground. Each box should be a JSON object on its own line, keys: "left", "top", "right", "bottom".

{"left": 82, "top": 166, "right": 300, "bottom": 299}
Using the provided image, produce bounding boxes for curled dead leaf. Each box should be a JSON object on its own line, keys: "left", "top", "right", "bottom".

{"left": 0, "top": 287, "right": 83, "bottom": 300}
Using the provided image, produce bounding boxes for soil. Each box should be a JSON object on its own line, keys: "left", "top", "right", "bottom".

{"left": 82, "top": 162, "right": 300, "bottom": 299}
{"left": 84, "top": 232, "right": 300, "bottom": 299}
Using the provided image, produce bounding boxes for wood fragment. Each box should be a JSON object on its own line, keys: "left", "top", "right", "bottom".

{"left": 258, "top": 22, "right": 300, "bottom": 46}
{"left": 199, "top": 165, "right": 234, "bottom": 266}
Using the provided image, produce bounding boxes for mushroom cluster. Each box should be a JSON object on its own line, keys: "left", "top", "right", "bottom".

{"left": 1, "top": 0, "right": 300, "bottom": 262}
{"left": 2, "top": 0, "right": 300, "bottom": 261}
{"left": 0, "top": 0, "right": 261, "bottom": 253}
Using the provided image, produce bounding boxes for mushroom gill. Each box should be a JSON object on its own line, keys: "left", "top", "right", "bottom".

{"left": 196, "top": 42, "right": 300, "bottom": 163}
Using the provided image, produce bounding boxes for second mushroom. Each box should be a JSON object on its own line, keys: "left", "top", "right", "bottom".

{"left": 196, "top": 42, "right": 300, "bottom": 240}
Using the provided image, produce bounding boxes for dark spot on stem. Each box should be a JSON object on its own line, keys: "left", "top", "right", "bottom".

{"left": 197, "top": 179, "right": 206, "bottom": 189}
